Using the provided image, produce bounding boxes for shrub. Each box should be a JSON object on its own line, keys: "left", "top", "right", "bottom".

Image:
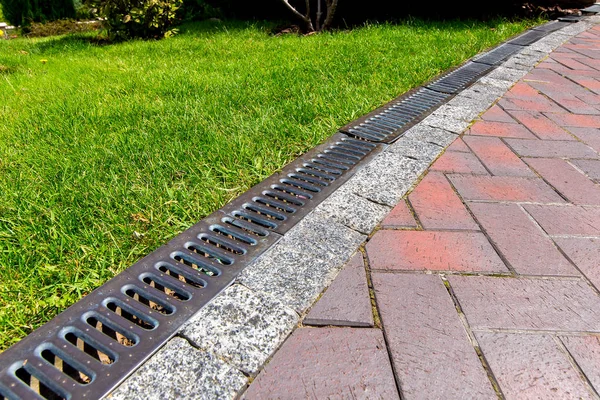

{"left": 0, "top": 0, "right": 76, "bottom": 26}
{"left": 94, "top": 0, "right": 182, "bottom": 40}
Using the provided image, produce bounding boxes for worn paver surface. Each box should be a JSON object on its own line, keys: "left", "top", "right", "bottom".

{"left": 242, "top": 24, "right": 600, "bottom": 399}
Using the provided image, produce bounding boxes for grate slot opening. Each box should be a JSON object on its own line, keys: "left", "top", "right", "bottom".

{"left": 210, "top": 224, "right": 257, "bottom": 245}
{"left": 223, "top": 216, "right": 268, "bottom": 237}
{"left": 254, "top": 196, "right": 296, "bottom": 213}
{"left": 303, "top": 162, "right": 342, "bottom": 176}
{"left": 296, "top": 168, "right": 335, "bottom": 181}
{"left": 288, "top": 172, "right": 329, "bottom": 187}
{"left": 14, "top": 366, "right": 65, "bottom": 400}
{"left": 141, "top": 274, "right": 191, "bottom": 301}
{"left": 231, "top": 210, "right": 278, "bottom": 229}
{"left": 356, "top": 123, "right": 390, "bottom": 134}
{"left": 123, "top": 286, "right": 175, "bottom": 315}
{"left": 365, "top": 117, "right": 400, "bottom": 131}
{"left": 333, "top": 143, "right": 369, "bottom": 155}
{"left": 242, "top": 203, "right": 286, "bottom": 221}
{"left": 280, "top": 178, "right": 321, "bottom": 193}
{"left": 39, "top": 347, "right": 92, "bottom": 385}
{"left": 173, "top": 252, "right": 222, "bottom": 274}
{"left": 63, "top": 330, "right": 115, "bottom": 365}
{"left": 341, "top": 137, "right": 377, "bottom": 148}
{"left": 85, "top": 314, "right": 138, "bottom": 347}
{"left": 312, "top": 158, "right": 350, "bottom": 171}
{"left": 199, "top": 233, "right": 246, "bottom": 255}
{"left": 272, "top": 184, "right": 313, "bottom": 200}
{"left": 323, "top": 149, "right": 361, "bottom": 162}
{"left": 156, "top": 263, "right": 206, "bottom": 288}
{"left": 104, "top": 299, "right": 156, "bottom": 331}
{"left": 263, "top": 189, "right": 305, "bottom": 206}
{"left": 186, "top": 242, "right": 234, "bottom": 266}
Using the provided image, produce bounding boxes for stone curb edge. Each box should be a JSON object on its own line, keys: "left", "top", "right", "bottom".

{"left": 108, "top": 17, "right": 600, "bottom": 400}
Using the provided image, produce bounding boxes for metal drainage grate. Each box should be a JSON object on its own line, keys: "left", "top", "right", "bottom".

{"left": 426, "top": 62, "right": 493, "bottom": 94}
{"left": 508, "top": 29, "right": 548, "bottom": 46}
{"left": 340, "top": 88, "right": 450, "bottom": 143}
{"left": 582, "top": 4, "right": 600, "bottom": 14}
{"left": 558, "top": 15, "right": 583, "bottom": 23}
{"left": 0, "top": 132, "right": 382, "bottom": 400}
{"left": 532, "top": 20, "right": 571, "bottom": 32}
{"left": 472, "top": 43, "right": 522, "bottom": 66}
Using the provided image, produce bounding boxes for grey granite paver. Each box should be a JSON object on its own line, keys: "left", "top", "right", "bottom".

{"left": 342, "top": 152, "right": 429, "bottom": 206}
{"left": 110, "top": 337, "right": 247, "bottom": 400}
{"left": 315, "top": 185, "right": 391, "bottom": 234}
{"left": 180, "top": 284, "right": 298, "bottom": 375}
{"left": 242, "top": 328, "right": 399, "bottom": 400}
{"left": 239, "top": 210, "right": 366, "bottom": 312}
{"left": 401, "top": 124, "right": 457, "bottom": 148}
{"left": 477, "top": 333, "right": 595, "bottom": 399}
{"left": 372, "top": 273, "right": 496, "bottom": 399}
{"left": 303, "top": 253, "right": 373, "bottom": 327}
{"left": 449, "top": 276, "right": 600, "bottom": 332}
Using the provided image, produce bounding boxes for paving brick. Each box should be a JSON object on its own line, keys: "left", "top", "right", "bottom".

{"left": 499, "top": 95, "right": 564, "bottom": 114}
{"left": 448, "top": 276, "right": 600, "bottom": 331}
{"left": 525, "top": 205, "right": 600, "bottom": 236}
{"left": 366, "top": 231, "right": 507, "bottom": 272}
{"left": 303, "top": 253, "right": 373, "bottom": 327}
{"left": 481, "top": 104, "right": 516, "bottom": 123}
{"left": 467, "top": 120, "right": 537, "bottom": 139}
{"left": 507, "top": 110, "right": 575, "bottom": 140}
{"left": 448, "top": 175, "right": 564, "bottom": 203}
{"left": 463, "top": 136, "right": 536, "bottom": 177}
{"left": 566, "top": 126, "right": 600, "bottom": 152}
{"left": 547, "top": 112, "right": 600, "bottom": 129}
{"left": 381, "top": 200, "right": 417, "bottom": 228}
{"left": 469, "top": 203, "right": 576, "bottom": 276}
{"left": 476, "top": 333, "right": 595, "bottom": 400}
{"left": 429, "top": 151, "right": 489, "bottom": 175}
{"left": 552, "top": 54, "right": 596, "bottom": 71}
{"left": 555, "top": 237, "right": 600, "bottom": 290}
{"left": 507, "top": 81, "right": 541, "bottom": 98}
{"left": 409, "top": 172, "right": 479, "bottom": 230}
{"left": 372, "top": 273, "right": 496, "bottom": 400}
{"left": 505, "top": 138, "right": 599, "bottom": 158}
{"left": 525, "top": 158, "right": 600, "bottom": 205}
{"left": 242, "top": 328, "right": 399, "bottom": 400}
{"left": 571, "top": 159, "right": 600, "bottom": 182}
{"left": 446, "top": 137, "right": 471, "bottom": 152}
{"left": 561, "top": 336, "right": 600, "bottom": 392}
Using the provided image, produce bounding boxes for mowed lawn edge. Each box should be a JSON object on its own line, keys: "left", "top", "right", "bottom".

{"left": 0, "top": 18, "right": 540, "bottom": 350}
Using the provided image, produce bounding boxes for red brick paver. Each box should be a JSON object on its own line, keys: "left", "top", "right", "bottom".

{"left": 448, "top": 175, "right": 564, "bottom": 202}
{"left": 366, "top": 231, "right": 507, "bottom": 272}
{"left": 373, "top": 274, "right": 496, "bottom": 399}
{"left": 463, "top": 136, "right": 536, "bottom": 177}
{"left": 408, "top": 172, "right": 479, "bottom": 230}
{"left": 243, "top": 328, "right": 399, "bottom": 399}
{"left": 303, "top": 253, "right": 373, "bottom": 327}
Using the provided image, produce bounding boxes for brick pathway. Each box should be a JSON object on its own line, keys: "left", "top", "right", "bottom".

{"left": 243, "top": 26, "right": 600, "bottom": 399}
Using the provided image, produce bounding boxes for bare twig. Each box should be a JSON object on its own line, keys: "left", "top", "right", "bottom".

{"left": 323, "top": 0, "right": 339, "bottom": 31}
{"left": 280, "top": 0, "right": 315, "bottom": 32}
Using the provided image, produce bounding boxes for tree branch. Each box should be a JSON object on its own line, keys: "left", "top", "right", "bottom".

{"left": 322, "top": 0, "right": 338, "bottom": 30}
{"left": 280, "top": 0, "right": 314, "bottom": 32}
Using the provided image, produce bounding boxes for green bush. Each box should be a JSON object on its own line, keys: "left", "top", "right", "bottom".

{"left": 94, "top": 0, "right": 182, "bottom": 40}
{"left": 0, "top": 0, "right": 76, "bottom": 26}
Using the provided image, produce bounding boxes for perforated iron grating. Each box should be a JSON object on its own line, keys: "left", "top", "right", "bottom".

{"left": 472, "top": 43, "right": 523, "bottom": 66}
{"left": 0, "top": 133, "right": 382, "bottom": 400}
{"left": 341, "top": 88, "right": 450, "bottom": 143}
{"left": 508, "top": 29, "right": 548, "bottom": 46}
{"left": 426, "top": 62, "right": 493, "bottom": 94}
{"left": 532, "top": 20, "right": 571, "bottom": 32}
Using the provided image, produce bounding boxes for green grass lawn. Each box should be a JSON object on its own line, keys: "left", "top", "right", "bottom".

{"left": 0, "top": 17, "right": 540, "bottom": 351}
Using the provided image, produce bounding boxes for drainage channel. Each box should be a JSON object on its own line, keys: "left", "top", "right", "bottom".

{"left": 0, "top": 17, "right": 583, "bottom": 400}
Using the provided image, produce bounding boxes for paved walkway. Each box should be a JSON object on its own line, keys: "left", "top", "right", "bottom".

{"left": 242, "top": 25, "right": 600, "bottom": 399}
